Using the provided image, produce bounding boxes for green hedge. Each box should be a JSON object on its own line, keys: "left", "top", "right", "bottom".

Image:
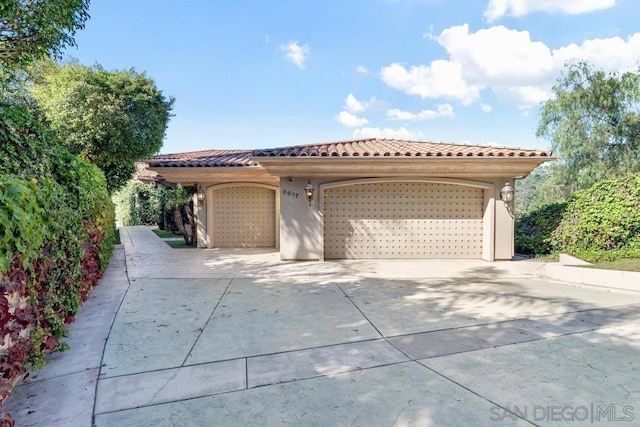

{"left": 515, "top": 173, "right": 640, "bottom": 262}
{"left": 515, "top": 202, "right": 568, "bottom": 256}
{"left": 550, "top": 173, "right": 640, "bottom": 262}
{"left": 0, "top": 105, "right": 114, "bottom": 400}
{"left": 113, "top": 180, "right": 166, "bottom": 226}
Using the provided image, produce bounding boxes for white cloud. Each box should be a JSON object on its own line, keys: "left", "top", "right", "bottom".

{"left": 436, "top": 25, "right": 554, "bottom": 84}
{"left": 380, "top": 61, "right": 481, "bottom": 105}
{"left": 356, "top": 65, "right": 370, "bottom": 74}
{"left": 554, "top": 33, "right": 640, "bottom": 72}
{"left": 484, "top": 0, "right": 616, "bottom": 22}
{"left": 481, "top": 103, "right": 492, "bottom": 112}
{"left": 344, "top": 94, "right": 384, "bottom": 113}
{"left": 352, "top": 127, "right": 420, "bottom": 140}
{"left": 509, "top": 86, "right": 552, "bottom": 106}
{"left": 345, "top": 94, "right": 366, "bottom": 113}
{"left": 381, "top": 24, "right": 640, "bottom": 109}
{"left": 387, "top": 104, "right": 454, "bottom": 121}
{"left": 280, "top": 41, "right": 310, "bottom": 69}
{"left": 336, "top": 111, "right": 369, "bottom": 127}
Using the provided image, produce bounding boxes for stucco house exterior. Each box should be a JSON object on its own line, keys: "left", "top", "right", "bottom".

{"left": 146, "top": 138, "right": 552, "bottom": 261}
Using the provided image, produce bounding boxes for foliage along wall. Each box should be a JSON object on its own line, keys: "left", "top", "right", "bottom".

{"left": 113, "top": 180, "right": 167, "bottom": 227}
{"left": 113, "top": 180, "right": 192, "bottom": 237}
{"left": 515, "top": 202, "right": 568, "bottom": 256}
{"left": 515, "top": 172, "right": 640, "bottom": 262}
{"left": 0, "top": 105, "right": 115, "bottom": 401}
{"left": 550, "top": 173, "right": 640, "bottom": 262}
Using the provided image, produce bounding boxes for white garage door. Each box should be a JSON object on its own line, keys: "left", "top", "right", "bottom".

{"left": 324, "top": 182, "right": 484, "bottom": 259}
{"left": 213, "top": 186, "right": 276, "bottom": 247}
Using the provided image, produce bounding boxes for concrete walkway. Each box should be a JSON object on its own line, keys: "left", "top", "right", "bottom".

{"left": 4, "top": 226, "right": 640, "bottom": 426}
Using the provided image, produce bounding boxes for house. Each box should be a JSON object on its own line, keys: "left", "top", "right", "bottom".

{"left": 146, "top": 138, "right": 552, "bottom": 261}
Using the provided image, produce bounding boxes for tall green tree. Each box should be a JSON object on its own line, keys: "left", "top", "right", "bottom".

{"left": 0, "top": 0, "right": 89, "bottom": 70}
{"left": 31, "top": 60, "right": 174, "bottom": 192}
{"left": 515, "top": 165, "right": 552, "bottom": 215}
{"left": 1, "top": 0, "right": 89, "bottom": 101}
{"left": 537, "top": 61, "right": 640, "bottom": 198}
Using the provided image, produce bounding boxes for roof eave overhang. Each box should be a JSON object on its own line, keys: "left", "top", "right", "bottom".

{"left": 251, "top": 156, "right": 555, "bottom": 179}
{"left": 147, "top": 166, "right": 278, "bottom": 185}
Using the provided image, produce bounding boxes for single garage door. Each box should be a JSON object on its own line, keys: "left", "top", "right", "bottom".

{"left": 212, "top": 186, "right": 276, "bottom": 247}
{"left": 324, "top": 182, "right": 484, "bottom": 259}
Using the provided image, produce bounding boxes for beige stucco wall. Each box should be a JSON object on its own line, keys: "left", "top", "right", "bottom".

{"left": 492, "top": 178, "right": 515, "bottom": 260}
{"left": 279, "top": 177, "right": 324, "bottom": 260}
{"left": 279, "top": 176, "right": 516, "bottom": 261}
{"left": 195, "top": 193, "right": 208, "bottom": 248}
{"left": 195, "top": 176, "right": 515, "bottom": 260}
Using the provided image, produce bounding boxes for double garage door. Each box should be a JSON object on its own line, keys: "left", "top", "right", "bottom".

{"left": 212, "top": 186, "right": 276, "bottom": 247}
{"left": 324, "top": 182, "right": 484, "bottom": 259}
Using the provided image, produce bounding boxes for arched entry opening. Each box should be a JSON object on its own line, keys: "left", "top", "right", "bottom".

{"left": 206, "top": 183, "right": 280, "bottom": 248}
{"left": 320, "top": 178, "right": 494, "bottom": 260}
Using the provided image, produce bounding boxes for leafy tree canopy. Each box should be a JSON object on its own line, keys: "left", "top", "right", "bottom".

{"left": 0, "top": 0, "right": 89, "bottom": 71}
{"left": 537, "top": 61, "right": 640, "bottom": 198}
{"left": 31, "top": 60, "right": 174, "bottom": 192}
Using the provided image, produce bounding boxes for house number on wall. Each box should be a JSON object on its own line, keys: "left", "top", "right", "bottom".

{"left": 282, "top": 189, "right": 299, "bottom": 199}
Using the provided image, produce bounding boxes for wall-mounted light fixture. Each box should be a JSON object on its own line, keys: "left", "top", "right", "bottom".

{"left": 197, "top": 186, "right": 206, "bottom": 206}
{"left": 500, "top": 182, "right": 515, "bottom": 217}
{"left": 304, "top": 180, "right": 314, "bottom": 207}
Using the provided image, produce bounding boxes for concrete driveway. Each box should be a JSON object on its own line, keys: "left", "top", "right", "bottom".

{"left": 5, "top": 226, "right": 640, "bottom": 426}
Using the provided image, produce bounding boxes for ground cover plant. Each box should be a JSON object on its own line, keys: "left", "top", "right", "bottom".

{"left": 152, "top": 228, "right": 197, "bottom": 249}
{"left": 586, "top": 259, "right": 640, "bottom": 273}
{"left": 152, "top": 228, "right": 179, "bottom": 239}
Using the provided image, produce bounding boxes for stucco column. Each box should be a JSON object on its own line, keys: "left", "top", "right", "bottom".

{"left": 493, "top": 179, "right": 515, "bottom": 260}
{"left": 194, "top": 191, "right": 208, "bottom": 248}
{"left": 279, "top": 177, "right": 323, "bottom": 260}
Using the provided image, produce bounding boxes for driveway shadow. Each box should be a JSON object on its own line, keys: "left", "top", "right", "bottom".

{"left": 96, "top": 227, "right": 640, "bottom": 425}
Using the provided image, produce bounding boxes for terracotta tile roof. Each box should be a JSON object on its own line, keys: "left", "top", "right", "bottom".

{"left": 145, "top": 139, "right": 552, "bottom": 168}
{"left": 146, "top": 149, "right": 257, "bottom": 167}
{"left": 252, "top": 138, "right": 552, "bottom": 158}
{"left": 132, "top": 162, "right": 159, "bottom": 181}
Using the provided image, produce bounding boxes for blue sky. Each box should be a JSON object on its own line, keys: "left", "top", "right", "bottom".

{"left": 64, "top": 0, "right": 639, "bottom": 154}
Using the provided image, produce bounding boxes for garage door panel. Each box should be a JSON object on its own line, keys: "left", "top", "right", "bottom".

{"left": 213, "top": 187, "right": 275, "bottom": 247}
{"left": 324, "top": 182, "right": 483, "bottom": 259}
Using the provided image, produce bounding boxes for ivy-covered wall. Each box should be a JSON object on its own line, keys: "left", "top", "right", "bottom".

{"left": 0, "top": 106, "right": 115, "bottom": 401}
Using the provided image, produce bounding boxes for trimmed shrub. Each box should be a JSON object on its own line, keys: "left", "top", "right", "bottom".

{"left": 551, "top": 173, "right": 640, "bottom": 262}
{"left": 515, "top": 202, "right": 568, "bottom": 256}
{"left": 0, "top": 105, "right": 114, "bottom": 401}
